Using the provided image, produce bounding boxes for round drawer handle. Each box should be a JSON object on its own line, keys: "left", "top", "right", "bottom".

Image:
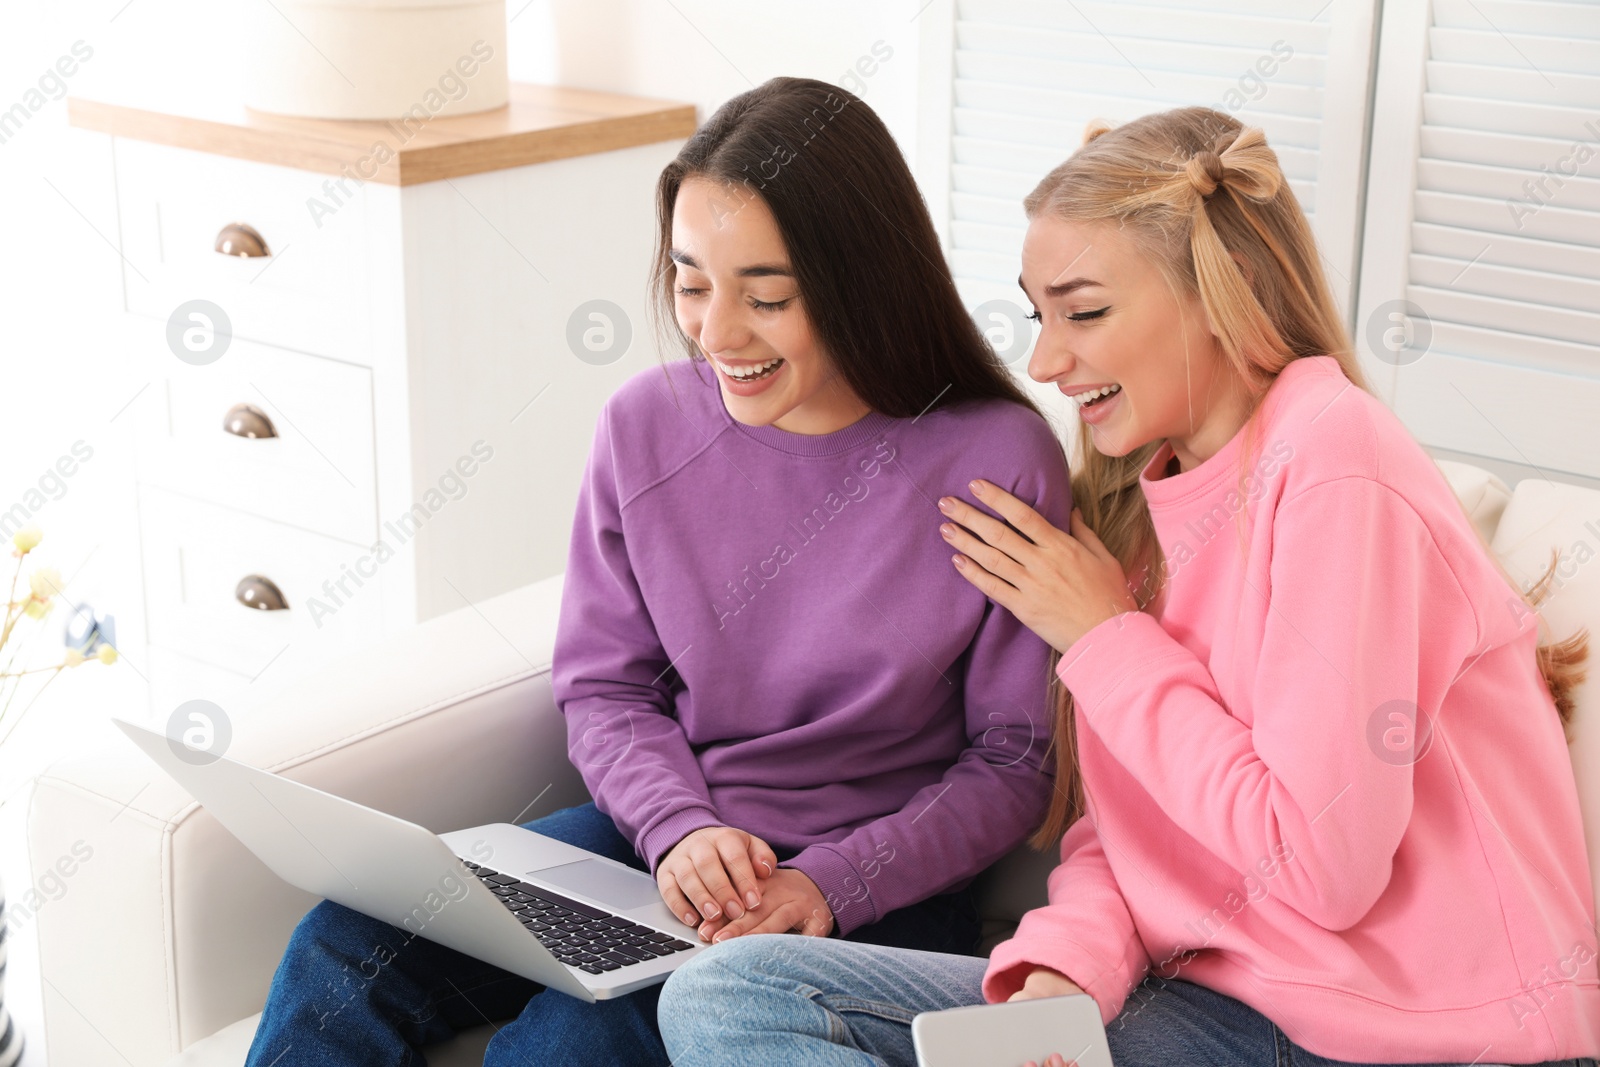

{"left": 236, "top": 575, "right": 288, "bottom": 611}
{"left": 215, "top": 222, "right": 270, "bottom": 258}
{"left": 223, "top": 402, "right": 277, "bottom": 439}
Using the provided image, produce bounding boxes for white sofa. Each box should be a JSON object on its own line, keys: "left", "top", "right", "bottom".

{"left": 26, "top": 460, "right": 1600, "bottom": 1067}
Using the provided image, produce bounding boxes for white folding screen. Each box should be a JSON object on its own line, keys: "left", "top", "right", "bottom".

{"left": 1357, "top": 0, "right": 1600, "bottom": 482}
{"left": 913, "top": 0, "right": 1381, "bottom": 426}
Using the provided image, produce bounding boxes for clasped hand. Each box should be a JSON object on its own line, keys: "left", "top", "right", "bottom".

{"left": 657, "top": 826, "right": 833, "bottom": 943}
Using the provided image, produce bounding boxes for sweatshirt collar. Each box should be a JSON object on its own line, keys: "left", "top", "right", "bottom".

{"left": 698, "top": 358, "right": 897, "bottom": 457}
{"left": 1138, "top": 355, "right": 1334, "bottom": 510}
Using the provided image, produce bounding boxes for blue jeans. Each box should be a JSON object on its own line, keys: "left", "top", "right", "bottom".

{"left": 245, "top": 802, "right": 981, "bottom": 1066}
{"left": 658, "top": 934, "right": 1599, "bottom": 1067}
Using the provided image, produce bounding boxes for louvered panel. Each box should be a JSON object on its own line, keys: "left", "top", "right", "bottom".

{"left": 951, "top": 136, "right": 1084, "bottom": 178}
{"left": 1420, "top": 321, "right": 1600, "bottom": 379}
{"left": 952, "top": 190, "right": 1030, "bottom": 227}
{"left": 953, "top": 82, "right": 1323, "bottom": 148}
{"left": 1430, "top": 0, "right": 1600, "bottom": 38}
{"left": 950, "top": 166, "right": 1037, "bottom": 200}
{"left": 958, "top": 0, "right": 1332, "bottom": 52}
{"left": 952, "top": 107, "right": 1083, "bottom": 149}
{"left": 952, "top": 248, "right": 1030, "bottom": 284}
{"left": 1408, "top": 283, "right": 1600, "bottom": 351}
{"left": 952, "top": 220, "right": 1030, "bottom": 255}
{"left": 1420, "top": 125, "right": 1600, "bottom": 173}
{"left": 1414, "top": 159, "right": 1600, "bottom": 213}
{"left": 1410, "top": 221, "right": 1600, "bottom": 282}
{"left": 1429, "top": 28, "right": 1599, "bottom": 76}
{"left": 953, "top": 57, "right": 1325, "bottom": 122}
{"left": 1409, "top": 253, "right": 1600, "bottom": 317}
{"left": 1358, "top": 0, "right": 1600, "bottom": 478}
{"left": 955, "top": 22, "right": 1328, "bottom": 85}
{"left": 1425, "top": 61, "right": 1600, "bottom": 107}
{"left": 1422, "top": 93, "right": 1600, "bottom": 142}
{"left": 1414, "top": 191, "right": 1600, "bottom": 250}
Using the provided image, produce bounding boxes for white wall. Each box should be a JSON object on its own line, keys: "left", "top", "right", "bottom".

{"left": 510, "top": 0, "right": 929, "bottom": 171}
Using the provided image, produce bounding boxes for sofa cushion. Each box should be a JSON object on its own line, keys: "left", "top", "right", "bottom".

{"left": 1435, "top": 458, "right": 1513, "bottom": 544}
{"left": 162, "top": 1013, "right": 494, "bottom": 1067}
{"left": 1490, "top": 476, "right": 1600, "bottom": 918}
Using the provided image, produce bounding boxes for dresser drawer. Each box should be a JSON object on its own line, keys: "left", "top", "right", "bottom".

{"left": 114, "top": 138, "right": 375, "bottom": 363}
{"left": 139, "top": 487, "right": 390, "bottom": 682}
{"left": 132, "top": 334, "right": 377, "bottom": 546}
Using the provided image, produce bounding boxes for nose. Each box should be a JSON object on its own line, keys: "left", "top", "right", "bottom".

{"left": 1027, "top": 322, "right": 1076, "bottom": 386}
{"left": 696, "top": 291, "right": 749, "bottom": 358}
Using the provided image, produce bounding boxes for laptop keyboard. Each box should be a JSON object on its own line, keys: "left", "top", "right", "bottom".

{"left": 464, "top": 862, "right": 696, "bottom": 975}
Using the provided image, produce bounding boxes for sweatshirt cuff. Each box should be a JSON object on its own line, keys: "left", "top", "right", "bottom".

{"left": 982, "top": 931, "right": 1141, "bottom": 1027}
{"left": 637, "top": 805, "right": 724, "bottom": 874}
{"left": 1056, "top": 610, "right": 1183, "bottom": 715}
{"left": 780, "top": 845, "right": 876, "bottom": 937}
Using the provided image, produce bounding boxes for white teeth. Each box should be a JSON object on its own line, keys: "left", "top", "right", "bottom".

{"left": 1072, "top": 384, "right": 1121, "bottom": 406}
{"left": 717, "top": 357, "right": 784, "bottom": 379}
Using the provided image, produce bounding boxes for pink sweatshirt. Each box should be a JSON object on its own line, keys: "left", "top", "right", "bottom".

{"left": 983, "top": 356, "right": 1600, "bottom": 1062}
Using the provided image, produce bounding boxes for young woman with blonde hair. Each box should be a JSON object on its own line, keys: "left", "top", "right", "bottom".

{"left": 656, "top": 106, "right": 1600, "bottom": 1067}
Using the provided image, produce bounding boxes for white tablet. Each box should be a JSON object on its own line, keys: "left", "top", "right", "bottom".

{"left": 911, "top": 993, "right": 1113, "bottom": 1067}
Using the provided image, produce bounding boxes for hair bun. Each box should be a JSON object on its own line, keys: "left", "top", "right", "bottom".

{"left": 1081, "top": 118, "right": 1115, "bottom": 146}
{"left": 1186, "top": 148, "right": 1227, "bottom": 199}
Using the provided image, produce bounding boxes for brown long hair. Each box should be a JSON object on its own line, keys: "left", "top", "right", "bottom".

{"left": 1026, "top": 107, "right": 1588, "bottom": 847}
{"left": 649, "top": 76, "right": 1046, "bottom": 420}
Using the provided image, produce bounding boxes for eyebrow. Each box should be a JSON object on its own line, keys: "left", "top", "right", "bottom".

{"left": 1018, "top": 274, "right": 1104, "bottom": 298}
{"left": 670, "top": 249, "right": 793, "bottom": 278}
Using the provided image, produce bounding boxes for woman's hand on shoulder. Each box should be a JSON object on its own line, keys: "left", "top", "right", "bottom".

{"left": 658, "top": 825, "right": 778, "bottom": 929}
{"left": 939, "top": 480, "right": 1138, "bottom": 653}
{"left": 694, "top": 867, "right": 834, "bottom": 943}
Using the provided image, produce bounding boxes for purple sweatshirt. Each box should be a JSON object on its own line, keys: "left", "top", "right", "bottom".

{"left": 550, "top": 358, "right": 1070, "bottom": 935}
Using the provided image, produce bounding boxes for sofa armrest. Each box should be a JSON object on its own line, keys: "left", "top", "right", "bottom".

{"left": 27, "top": 573, "right": 589, "bottom": 1067}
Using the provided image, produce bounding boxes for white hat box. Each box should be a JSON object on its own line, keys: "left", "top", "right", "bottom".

{"left": 244, "top": 0, "right": 508, "bottom": 120}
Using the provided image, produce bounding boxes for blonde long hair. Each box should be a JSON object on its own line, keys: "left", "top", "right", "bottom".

{"left": 1028, "top": 107, "right": 1588, "bottom": 847}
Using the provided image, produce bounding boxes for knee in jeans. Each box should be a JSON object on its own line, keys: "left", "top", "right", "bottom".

{"left": 660, "top": 937, "right": 796, "bottom": 1019}
{"left": 659, "top": 936, "right": 798, "bottom": 1054}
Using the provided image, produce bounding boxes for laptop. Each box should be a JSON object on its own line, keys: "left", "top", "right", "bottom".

{"left": 114, "top": 717, "right": 704, "bottom": 1001}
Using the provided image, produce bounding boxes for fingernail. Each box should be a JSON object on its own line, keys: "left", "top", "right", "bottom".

{"left": 937, "top": 497, "right": 952, "bottom": 512}
{"left": 684, "top": 911, "right": 698, "bottom": 925}
{"left": 701, "top": 902, "right": 720, "bottom": 919}
{"left": 725, "top": 901, "right": 743, "bottom": 919}
{"left": 940, "top": 524, "right": 954, "bottom": 538}
{"left": 746, "top": 890, "right": 760, "bottom": 909}
{"left": 969, "top": 479, "right": 983, "bottom": 493}
{"left": 952, "top": 555, "right": 965, "bottom": 568}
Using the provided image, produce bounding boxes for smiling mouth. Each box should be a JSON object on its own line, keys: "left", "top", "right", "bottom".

{"left": 716, "top": 357, "right": 785, "bottom": 382}
{"left": 1071, "top": 384, "right": 1122, "bottom": 409}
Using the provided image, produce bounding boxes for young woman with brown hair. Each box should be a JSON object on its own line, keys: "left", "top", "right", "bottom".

{"left": 244, "top": 77, "right": 1073, "bottom": 1067}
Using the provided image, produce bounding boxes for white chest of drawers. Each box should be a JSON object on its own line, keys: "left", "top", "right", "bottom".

{"left": 69, "top": 84, "right": 694, "bottom": 716}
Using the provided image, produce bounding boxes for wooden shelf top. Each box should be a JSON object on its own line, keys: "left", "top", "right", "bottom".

{"left": 66, "top": 83, "right": 697, "bottom": 185}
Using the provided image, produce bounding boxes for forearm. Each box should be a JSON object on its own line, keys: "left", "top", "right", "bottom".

{"left": 781, "top": 753, "right": 1051, "bottom": 936}
{"left": 982, "top": 819, "right": 1150, "bottom": 1026}
{"left": 566, "top": 706, "right": 723, "bottom": 871}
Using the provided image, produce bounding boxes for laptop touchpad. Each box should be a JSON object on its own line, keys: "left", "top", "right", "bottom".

{"left": 531, "top": 859, "right": 663, "bottom": 909}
